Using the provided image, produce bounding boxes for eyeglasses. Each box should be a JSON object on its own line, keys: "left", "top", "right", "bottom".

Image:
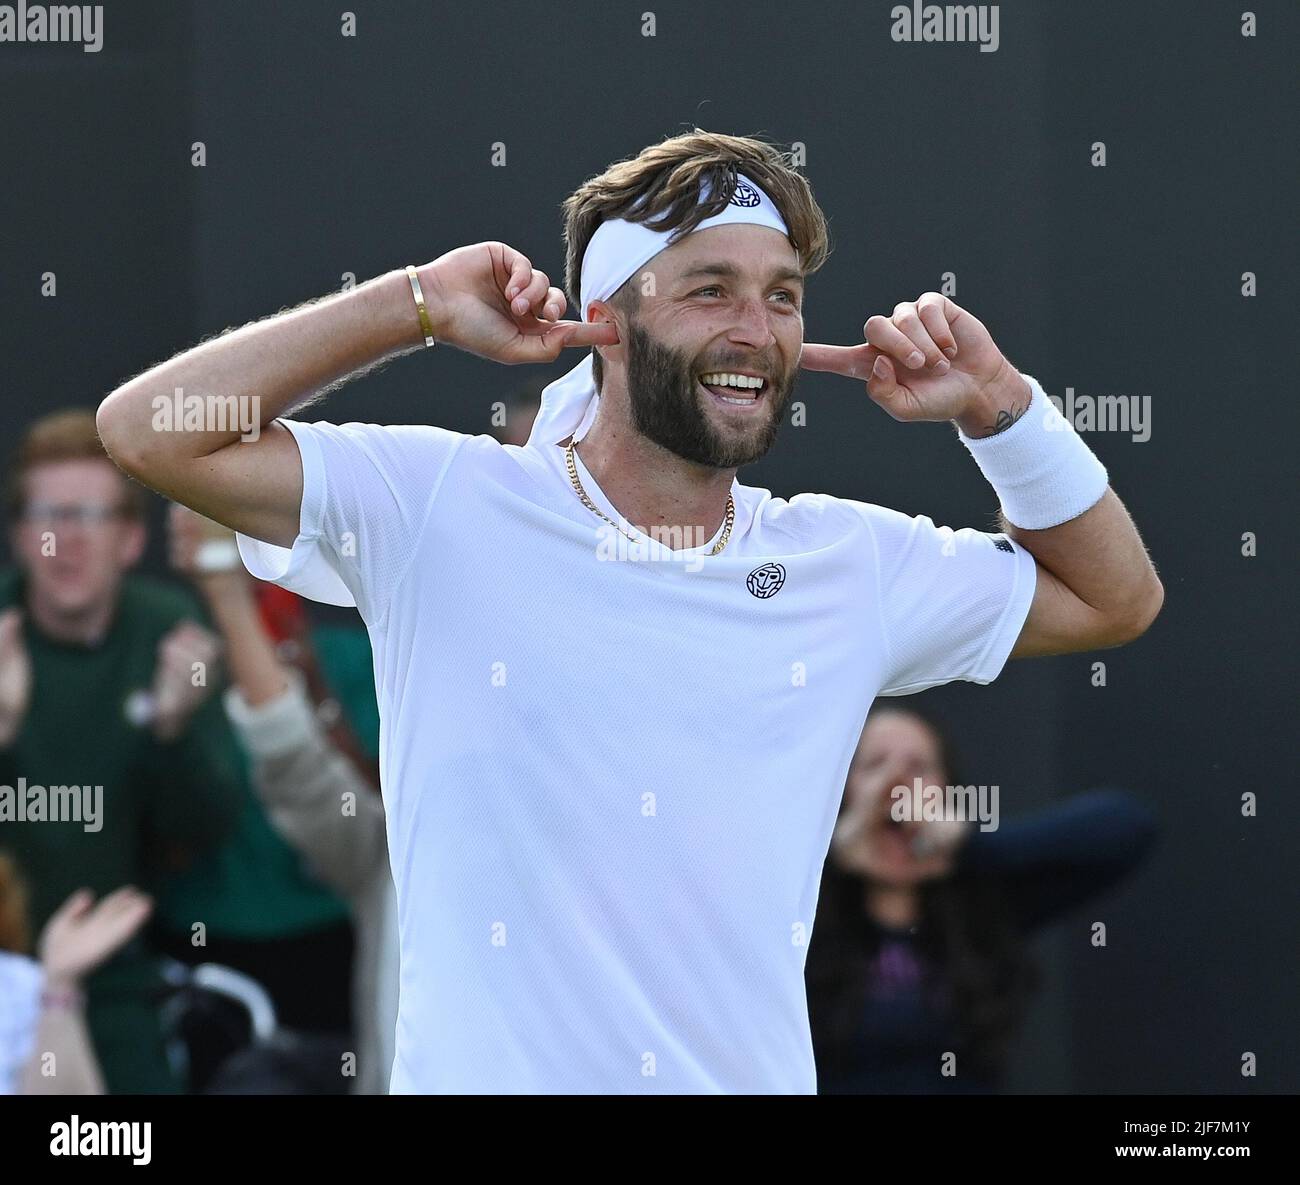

{"left": 21, "top": 502, "right": 130, "bottom": 527}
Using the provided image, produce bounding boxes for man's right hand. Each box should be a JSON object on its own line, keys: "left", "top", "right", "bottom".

{"left": 97, "top": 242, "right": 618, "bottom": 553}
{"left": 420, "top": 241, "right": 620, "bottom": 365}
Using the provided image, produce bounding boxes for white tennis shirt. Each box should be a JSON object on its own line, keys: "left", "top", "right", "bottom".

{"left": 236, "top": 417, "right": 1038, "bottom": 1094}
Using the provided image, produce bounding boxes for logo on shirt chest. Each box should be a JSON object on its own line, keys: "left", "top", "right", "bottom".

{"left": 746, "top": 562, "right": 786, "bottom": 598}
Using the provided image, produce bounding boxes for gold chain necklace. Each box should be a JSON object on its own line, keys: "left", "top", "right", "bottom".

{"left": 564, "top": 439, "right": 735, "bottom": 556}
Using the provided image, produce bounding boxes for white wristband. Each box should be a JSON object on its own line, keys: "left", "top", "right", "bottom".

{"left": 957, "top": 372, "right": 1109, "bottom": 529}
{"left": 194, "top": 538, "right": 242, "bottom": 572}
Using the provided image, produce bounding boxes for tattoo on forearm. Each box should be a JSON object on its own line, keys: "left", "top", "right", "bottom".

{"left": 977, "top": 400, "right": 1028, "bottom": 438}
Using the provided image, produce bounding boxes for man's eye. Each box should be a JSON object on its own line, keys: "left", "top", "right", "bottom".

{"left": 693, "top": 286, "right": 798, "bottom": 304}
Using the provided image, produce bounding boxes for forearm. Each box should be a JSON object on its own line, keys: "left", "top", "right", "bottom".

{"left": 201, "top": 577, "right": 289, "bottom": 708}
{"left": 21, "top": 998, "right": 105, "bottom": 1095}
{"left": 97, "top": 267, "right": 437, "bottom": 473}
{"left": 262, "top": 741, "right": 388, "bottom": 899}
{"left": 959, "top": 788, "right": 1158, "bottom": 873}
{"left": 958, "top": 365, "right": 1163, "bottom": 633}
{"left": 958, "top": 789, "right": 1159, "bottom": 928}
{"left": 1000, "top": 488, "right": 1160, "bottom": 627}
{"left": 228, "top": 674, "right": 387, "bottom": 897}
{"left": 952, "top": 357, "right": 1032, "bottom": 439}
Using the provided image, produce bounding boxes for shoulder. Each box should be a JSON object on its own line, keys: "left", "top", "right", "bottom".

{"left": 285, "top": 419, "right": 478, "bottom": 468}
{"left": 284, "top": 420, "right": 510, "bottom": 513}
{"left": 741, "top": 483, "right": 911, "bottom": 549}
{"left": 277, "top": 419, "right": 502, "bottom": 490}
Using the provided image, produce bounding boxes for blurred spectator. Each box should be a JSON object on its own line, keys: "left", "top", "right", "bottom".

{"left": 805, "top": 703, "right": 1158, "bottom": 1093}
{"left": 0, "top": 853, "right": 153, "bottom": 1094}
{"left": 491, "top": 382, "right": 542, "bottom": 446}
{"left": 144, "top": 643, "right": 362, "bottom": 1082}
{"left": 169, "top": 504, "right": 397, "bottom": 1094}
{"left": 0, "top": 410, "right": 244, "bottom": 1092}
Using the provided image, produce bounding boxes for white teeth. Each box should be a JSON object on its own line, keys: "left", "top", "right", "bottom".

{"left": 699, "top": 372, "right": 764, "bottom": 391}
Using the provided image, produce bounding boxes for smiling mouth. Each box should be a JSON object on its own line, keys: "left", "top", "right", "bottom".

{"left": 697, "top": 375, "right": 768, "bottom": 410}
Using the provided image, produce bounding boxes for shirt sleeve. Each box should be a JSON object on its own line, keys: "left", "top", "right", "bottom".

{"left": 223, "top": 671, "right": 387, "bottom": 901}
{"left": 235, "top": 419, "right": 470, "bottom": 624}
{"left": 854, "top": 502, "right": 1039, "bottom": 695}
{"left": 0, "top": 952, "right": 43, "bottom": 1095}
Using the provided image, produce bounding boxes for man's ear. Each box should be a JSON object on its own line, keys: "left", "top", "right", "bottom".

{"left": 586, "top": 299, "right": 624, "bottom": 346}
{"left": 585, "top": 297, "right": 609, "bottom": 324}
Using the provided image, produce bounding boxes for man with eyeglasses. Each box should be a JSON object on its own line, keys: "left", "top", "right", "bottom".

{"left": 0, "top": 409, "right": 245, "bottom": 1092}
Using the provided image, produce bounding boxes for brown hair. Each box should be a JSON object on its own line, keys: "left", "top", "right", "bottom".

{"left": 5, "top": 409, "right": 147, "bottom": 521}
{"left": 0, "top": 852, "right": 31, "bottom": 954}
{"left": 561, "top": 129, "right": 833, "bottom": 391}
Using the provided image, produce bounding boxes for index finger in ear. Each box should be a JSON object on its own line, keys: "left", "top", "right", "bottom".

{"left": 799, "top": 342, "right": 880, "bottom": 380}
{"left": 511, "top": 320, "right": 620, "bottom": 363}
{"left": 551, "top": 321, "right": 620, "bottom": 349}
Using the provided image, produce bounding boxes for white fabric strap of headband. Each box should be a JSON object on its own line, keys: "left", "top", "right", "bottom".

{"left": 525, "top": 172, "right": 791, "bottom": 449}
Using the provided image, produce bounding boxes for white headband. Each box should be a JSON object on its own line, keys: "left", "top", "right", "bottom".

{"left": 524, "top": 171, "right": 792, "bottom": 449}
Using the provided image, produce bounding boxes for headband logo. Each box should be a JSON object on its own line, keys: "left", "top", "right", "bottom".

{"left": 729, "top": 180, "right": 762, "bottom": 209}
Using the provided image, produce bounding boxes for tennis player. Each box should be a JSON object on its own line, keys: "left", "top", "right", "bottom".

{"left": 96, "top": 131, "right": 1162, "bottom": 1094}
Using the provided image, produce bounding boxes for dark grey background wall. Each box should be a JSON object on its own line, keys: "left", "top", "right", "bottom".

{"left": 2, "top": 0, "right": 1294, "bottom": 1091}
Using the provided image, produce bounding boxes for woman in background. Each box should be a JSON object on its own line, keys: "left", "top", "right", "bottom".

{"left": 806, "top": 704, "right": 1158, "bottom": 1093}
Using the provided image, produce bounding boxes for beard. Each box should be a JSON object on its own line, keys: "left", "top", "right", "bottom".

{"left": 620, "top": 318, "right": 797, "bottom": 468}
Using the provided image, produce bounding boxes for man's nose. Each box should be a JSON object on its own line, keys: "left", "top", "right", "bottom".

{"left": 725, "top": 296, "right": 777, "bottom": 349}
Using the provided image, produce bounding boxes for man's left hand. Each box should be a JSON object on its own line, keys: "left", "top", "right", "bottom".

{"left": 799, "top": 293, "right": 1028, "bottom": 431}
